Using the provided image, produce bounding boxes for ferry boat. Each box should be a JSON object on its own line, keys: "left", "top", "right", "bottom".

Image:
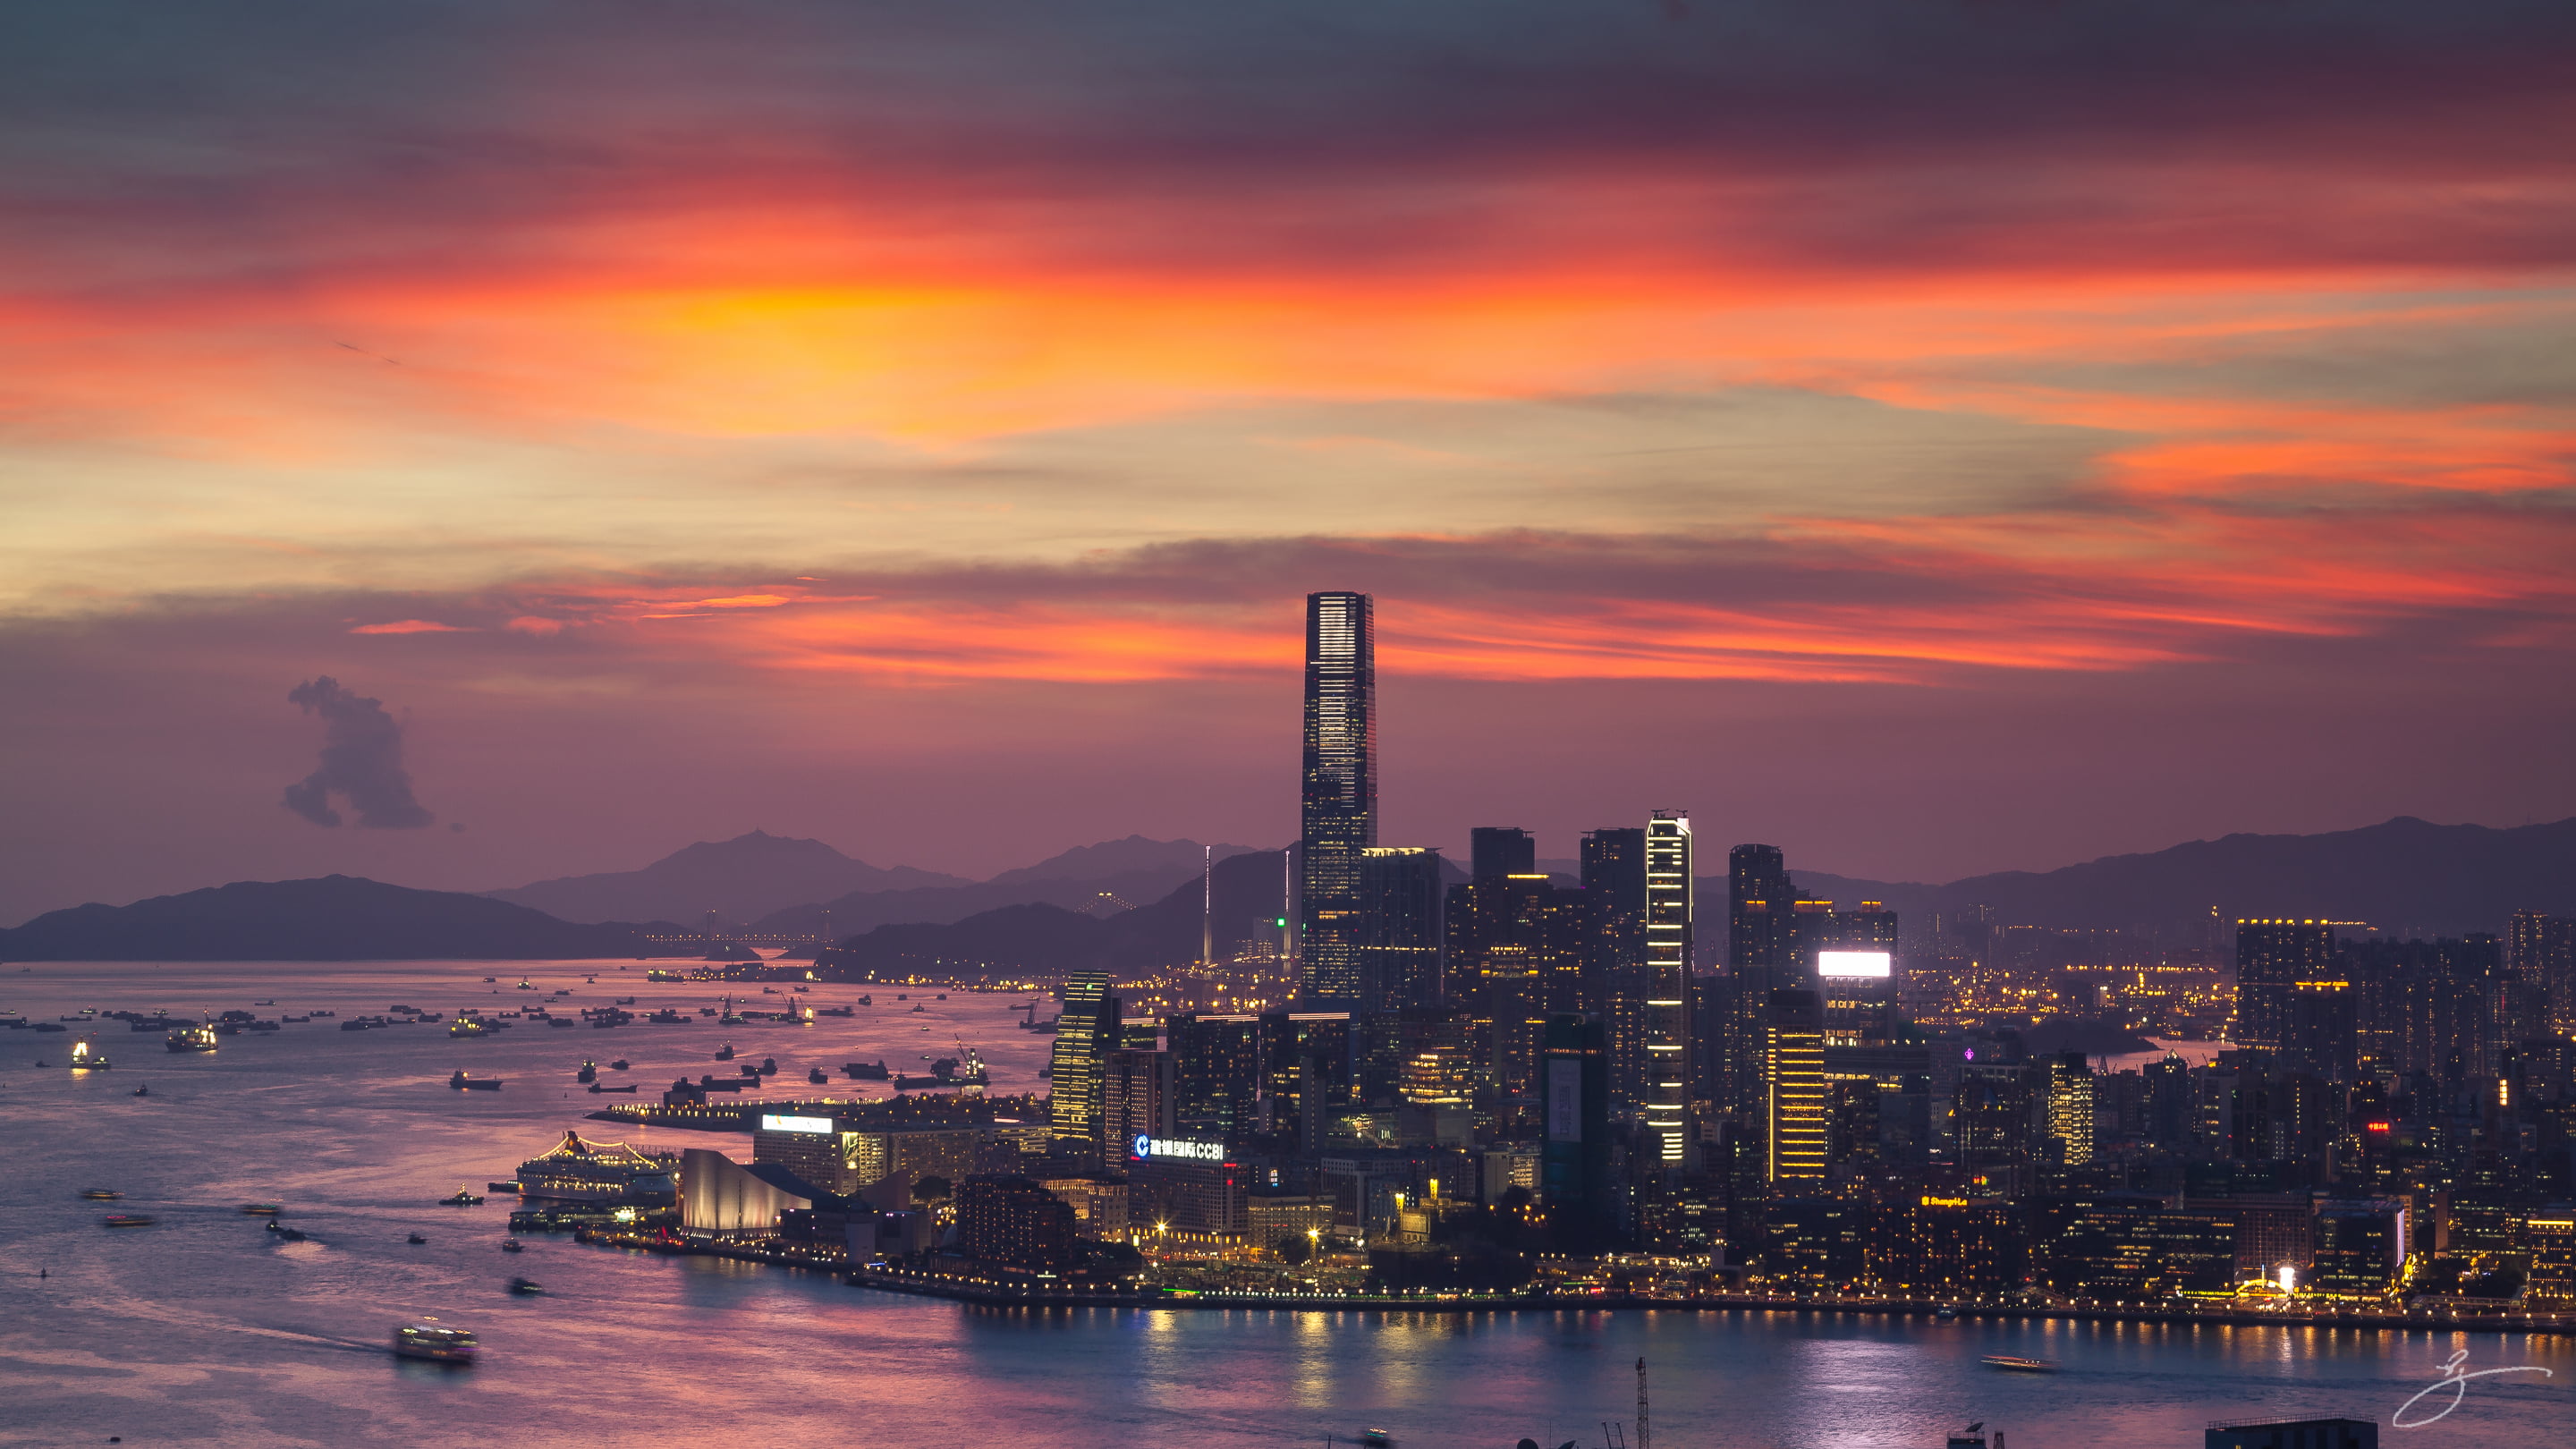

{"left": 393, "top": 1321, "right": 478, "bottom": 1364}
{"left": 165, "top": 1023, "right": 219, "bottom": 1053}
{"left": 1979, "top": 1356, "right": 2057, "bottom": 1373}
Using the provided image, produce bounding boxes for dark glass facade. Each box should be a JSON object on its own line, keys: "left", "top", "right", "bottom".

{"left": 1298, "top": 590, "right": 1376, "bottom": 1004}
{"left": 1355, "top": 846, "right": 1445, "bottom": 1012}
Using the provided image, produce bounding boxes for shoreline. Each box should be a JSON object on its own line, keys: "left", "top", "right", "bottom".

{"left": 569, "top": 1233, "right": 2572, "bottom": 1335}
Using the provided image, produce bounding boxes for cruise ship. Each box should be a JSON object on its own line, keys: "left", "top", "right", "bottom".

{"left": 513, "top": 1129, "right": 680, "bottom": 1205}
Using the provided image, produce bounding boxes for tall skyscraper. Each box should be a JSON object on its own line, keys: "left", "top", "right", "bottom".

{"left": 1642, "top": 809, "right": 1694, "bottom": 1166}
{"left": 1580, "top": 826, "right": 1648, "bottom": 1112}
{"left": 1047, "top": 972, "right": 1119, "bottom": 1160}
{"left": 1445, "top": 865, "right": 1586, "bottom": 1101}
{"left": 1728, "top": 843, "right": 1794, "bottom": 971}
{"left": 1470, "top": 826, "right": 1537, "bottom": 881}
{"left": 1298, "top": 590, "right": 1376, "bottom": 1003}
{"left": 2234, "top": 920, "right": 2336, "bottom": 1049}
{"left": 1355, "top": 846, "right": 1445, "bottom": 1011}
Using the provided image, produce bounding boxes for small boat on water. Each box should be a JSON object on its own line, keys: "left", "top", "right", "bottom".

{"left": 443, "top": 1186, "right": 485, "bottom": 1207}
{"left": 393, "top": 1320, "right": 477, "bottom": 1364}
{"left": 68, "top": 1039, "right": 110, "bottom": 1069}
{"left": 241, "top": 1202, "right": 282, "bottom": 1216}
{"left": 807, "top": 1066, "right": 828, "bottom": 1085}
{"left": 408, "top": 1233, "right": 428, "bottom": 1244}
{"left": 81, "top": 1189, "right": 122, "bottom": 1200}
{"left": 508, "top": 1276, "right": 542, "bottom": 1295}
{"left": 449, "top": 1071, "right": 502, "bottom": 1091}
{"left": 1934, "top": 1306, "right": 1960, "bottom": 1319}
{"left": 608, "top": 1058, "right": 629, "bottom": 1071}
{"left": 714, "top": 1043, "right": 735, "bottom": 1061}
{"left": 1980, "top": 1355, "right": 2057, "bottom": 1373}
{"left": 500, "top": 1238, "right": 524, "bottom": 1253}
{"left": 131, "top": 1084, "right": 151, "bottom": 1097}
{"left": 576, "top": 1061, "right": 597, "bottom": 1083}
{"left": 585, "top": 1082, "right": 638, "bottom": 1093}
{"left": 104, "top": 1214, "right": 155, "bottom": 1228}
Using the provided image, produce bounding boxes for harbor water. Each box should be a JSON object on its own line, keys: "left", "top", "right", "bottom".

{"left": 1, "top": 960, "right": 2565, "bottom": 1448}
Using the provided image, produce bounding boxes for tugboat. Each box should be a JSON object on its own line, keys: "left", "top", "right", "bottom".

{"left": 500, "top": 1238, "right": 524, "bottom": 1253}
{"left": 757, "top": 1056, "right": 778, "bottom": 1076}
{"left": 608, "top": 1058, "right": 629, "bottom": 1071}
{"left": 408, "top": 1233, "right": 428, "bottom": 1244}
{"left": 856, "top": 995, "right": 871, "bottom": 1006}
{"left": 576, "top": 1061, "right": 597, "bottom": 1084}
{"left": 166, "top": 1022, "right": 219, "bottom": 1053}
{"left": 393, "top": 1320, "right": 478, "bottom": 1364}
{"left": 714, "top": 1043, "right": 735, "bottom": 1062}
{"left": 443, "top": 1185, "right": 485, "bottom": 1207}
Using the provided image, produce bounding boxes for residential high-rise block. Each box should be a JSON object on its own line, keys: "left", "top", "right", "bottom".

{"left": 1642, "top": 809, "right": 1694, "bottom": 1166}
{"left": 1445, "top": 866, "right": 1586, "bottom": 1101}
{"left": 2234, "top": 920, "right": 2336, "bottom": 1050}
{"left": 1166, "top": 1012, "right": 1267, "bottom": 1143}
{"left": 1297, "top": 590, "right": 1376, "bottom": 1004}
{"left": 2507, "top": 910, "right": 2576, "bottom": 1038}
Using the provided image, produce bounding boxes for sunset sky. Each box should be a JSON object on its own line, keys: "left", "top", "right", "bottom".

{"left": 4, "top": 2, "right": 2573, "bottom": 923}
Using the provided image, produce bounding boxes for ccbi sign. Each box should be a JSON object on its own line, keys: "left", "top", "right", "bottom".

{"left": 1131, "top": 1134, "right": 1224, "bottom": 1162}
{"left": 760, "top": 1114, "right": 835, "bottom": 1135}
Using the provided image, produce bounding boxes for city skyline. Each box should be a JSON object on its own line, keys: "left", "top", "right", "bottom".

{"left": 5, "top": 4, "right": 2576, "bottom": 925}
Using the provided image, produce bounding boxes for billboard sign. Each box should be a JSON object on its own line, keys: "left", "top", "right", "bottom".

{"left": 1130, "top": 1134, "right": 1225, "bottom": 1162}
{"left": 759, "top": 1114, "right": 835, "bottom": 1134}
{"left": 1818, "top": 950, "right": 1893, "bottom": 979}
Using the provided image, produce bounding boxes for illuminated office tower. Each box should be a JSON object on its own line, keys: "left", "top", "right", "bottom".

{"left": 2044, "top": 1051, "right": 2097, "bottom": 1167}
{"left": 1356, "top": 846, "right": 1445, "bottom": 1011}
{"left": 1764, "top": 988, "right": 1826, "bottom": 1183}
{"left": 2234, "top": 920, "right": 2337, "bottom": 1049}
{"left": 1642, "top": 809, "right": 1694, "bottom": 1166}
{"left": 1047, "top": 972, "right": 1119, "bottom": 1160}
{"left": 1298, "top": 591, "right": 1376, "bottom": 1003}
{"left": 1445, "top": 863, "right": 1585, "bottom": 1100}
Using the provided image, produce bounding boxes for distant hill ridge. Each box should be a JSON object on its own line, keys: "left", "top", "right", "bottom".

{"left": 1784, "top": 815, "right": 2576, "bottom": 938}
{"left": 0, "top": 876, "right": 686, "bottom": 962}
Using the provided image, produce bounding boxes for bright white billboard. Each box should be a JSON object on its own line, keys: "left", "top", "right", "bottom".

{"left": 759, "top": 1114, "right": 835, "bottom": 1134}
{"left": 1817, "top": 950, "right": 1893, "bottom": 979}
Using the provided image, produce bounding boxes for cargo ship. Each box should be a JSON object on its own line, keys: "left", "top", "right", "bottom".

{"left": 166, "top": 1022, "right": 219, "bottom": 1053}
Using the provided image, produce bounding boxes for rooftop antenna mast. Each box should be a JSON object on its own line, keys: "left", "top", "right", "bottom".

{"left": 1202, "top": 844, "right": 1213, "bottom": 968}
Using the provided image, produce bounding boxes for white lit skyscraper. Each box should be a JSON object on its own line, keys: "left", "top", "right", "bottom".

{"left": 1642, "top": 809, "right": 1693, "bottom": 1165}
